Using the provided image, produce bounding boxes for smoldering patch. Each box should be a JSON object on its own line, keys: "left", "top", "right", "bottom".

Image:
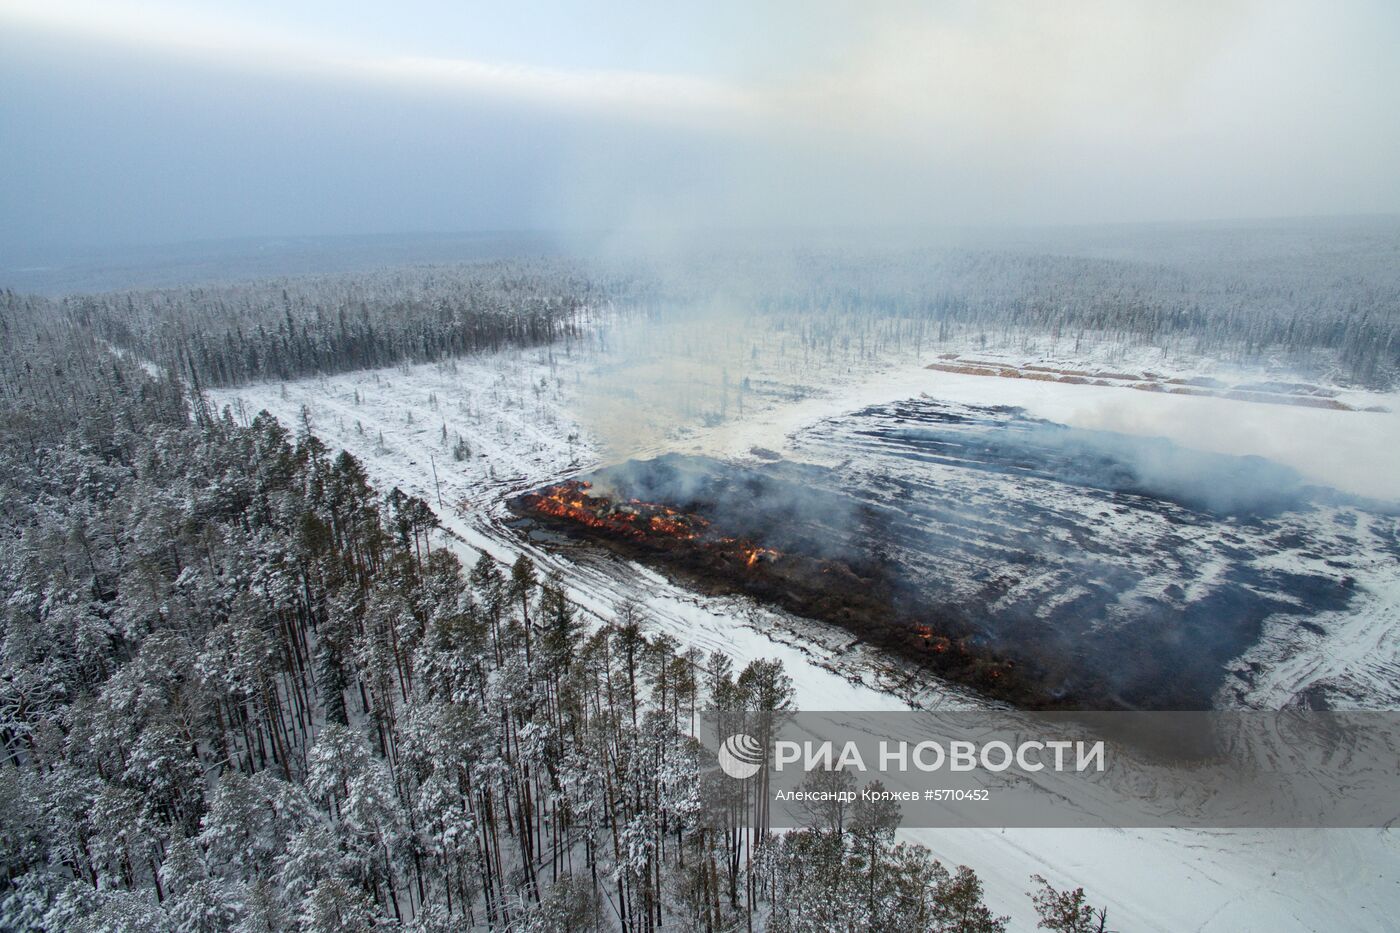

{"left": 508, "top": 400, "right": 1382, "bottom": 710}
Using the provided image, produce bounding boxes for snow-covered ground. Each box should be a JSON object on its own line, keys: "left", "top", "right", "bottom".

{"left": 209, "top": 328, "right": 1400, "bottom": 931}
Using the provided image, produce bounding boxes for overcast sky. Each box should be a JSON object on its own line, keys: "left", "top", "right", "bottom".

{"left": 2, "top": 0, "right": 1398, "bottom": 252}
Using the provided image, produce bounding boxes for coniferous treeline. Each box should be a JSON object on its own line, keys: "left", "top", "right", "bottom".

{"left": 751, "top": 247, "right": 1400, "bottom": 387}
{"left": 617, "top": 237, "right": 1400, "bottom": 387}
{"left": 56, "top": 260, "right": 625, "bottom": 388}
{"left": 22, "top": 223, "right": 1400, "bottom": 398}
{"left": 0, "top": 292, "right": 1111, "bottom": 930}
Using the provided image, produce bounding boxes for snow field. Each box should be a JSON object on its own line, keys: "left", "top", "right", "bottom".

{"left": 210, "top": 331, "right": 1400, "bottom": 932}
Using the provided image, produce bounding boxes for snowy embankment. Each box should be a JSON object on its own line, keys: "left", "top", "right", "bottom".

{"left": 209, "top": 336, "right": 1400, "bottom": 932}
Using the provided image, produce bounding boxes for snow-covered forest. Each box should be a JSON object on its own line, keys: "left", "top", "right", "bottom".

{"left": 3, "top": 217, "right": 1398, "bottom": 930}
{"left": 65, "top": 261, "right": 611, "bottom": 387}
{"left": 0, "top": 291, "right": 1124, "bottom": 930}
{"left": 6, "top": 0, "right": 1399, "bottom": 925}
{"left": 48, "top": 219, "right": 1400, "bottom": 396}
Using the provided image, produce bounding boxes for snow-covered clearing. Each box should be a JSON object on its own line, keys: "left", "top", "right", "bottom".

{"left": 210, "top": 331, "right": 1400, "bottom": 932}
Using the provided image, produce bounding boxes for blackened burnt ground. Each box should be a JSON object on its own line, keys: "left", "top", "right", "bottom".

{"left": 510, "top": 400, "right": 1388, "bottom": 710}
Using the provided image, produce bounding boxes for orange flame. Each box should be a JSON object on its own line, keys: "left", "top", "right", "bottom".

{"left": 522, "top": 481, "right": 782, "bottom": 567}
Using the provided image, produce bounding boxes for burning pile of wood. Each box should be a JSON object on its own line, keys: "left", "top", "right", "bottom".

{"left": 517, "top": 480, "right": 780, "bottom": 569}
{"left": 512, "top": 474, "right": 1029, "bottom": 704}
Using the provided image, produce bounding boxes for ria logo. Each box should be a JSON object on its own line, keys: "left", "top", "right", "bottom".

{"left": 717, "top": 733, "right": 765, "bottom": 779}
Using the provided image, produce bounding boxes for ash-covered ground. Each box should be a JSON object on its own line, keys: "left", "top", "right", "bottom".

{"left": 513, "top": 398, "right": 1394, "bottom": 710}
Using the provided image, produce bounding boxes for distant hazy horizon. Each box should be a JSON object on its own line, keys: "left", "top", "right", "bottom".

{"left": 4, "top": 212, "right": 1398, "bottom": 296}
{"left": 4, "top": 0, "right": 1399, "bottom": 257}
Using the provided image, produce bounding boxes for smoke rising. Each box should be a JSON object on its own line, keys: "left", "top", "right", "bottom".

{"left": 586, "top": 454, "right": 865, "bottom": 562}
{"left": 889, "top": 422, "right": 1311, "bottom": 517}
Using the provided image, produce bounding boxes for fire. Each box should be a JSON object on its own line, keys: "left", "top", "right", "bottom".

{"left": 521, "top": 480, "right": 647, "bottom": 538}
{"left": 519, "top": 480, "right": 713, "bottom": 543}
{"left": 741, "top": 545, "right": 778, "bottom": 567}
{"left": 913, "top": 625, "right": 951, "bottom": 653}
{"left": 519, "top": 480, "right": 782, "bottom": 568}
{"left": 649, "top": 514, "right": 697, "bottom": 537}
